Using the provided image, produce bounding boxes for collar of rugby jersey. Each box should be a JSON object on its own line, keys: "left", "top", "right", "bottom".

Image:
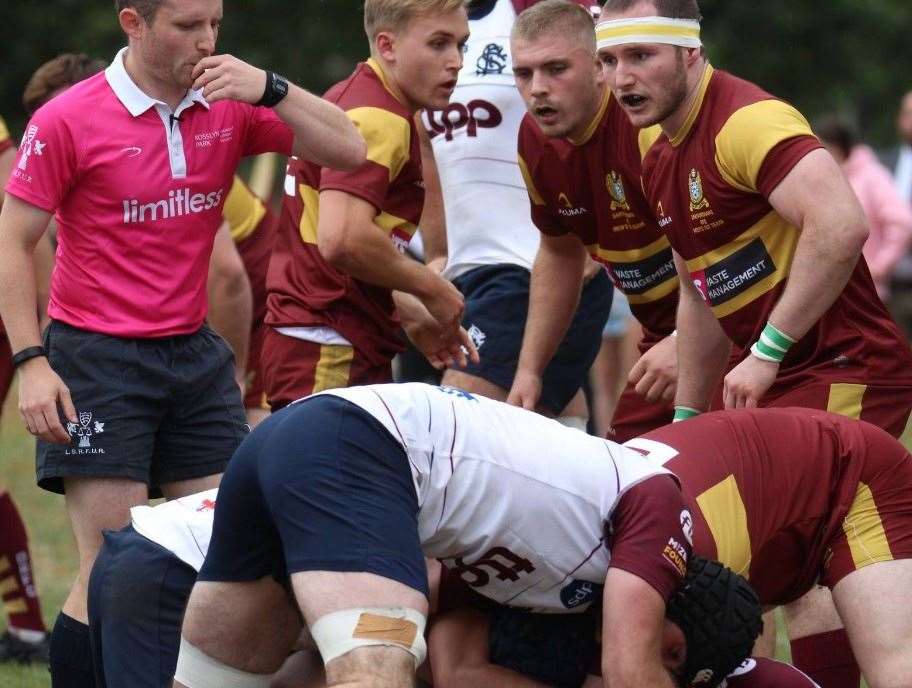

{"left": 668, "top": 63, "right": 714, "bottom": 147}
{"left": 569, "top": 85, "right": 612, "bottom": 146}
{"left": 105, "top": 46, "right": 210, "bottom": 118}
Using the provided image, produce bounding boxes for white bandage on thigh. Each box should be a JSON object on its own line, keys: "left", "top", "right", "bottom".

{"left": 173, "top": 636, "right": 273, "bottom": 688}
{"left": 557, "top": 416, "right": 589, "bottom": 432}
{"left": 309, "top": 607, "right": 427, "bottom": 668}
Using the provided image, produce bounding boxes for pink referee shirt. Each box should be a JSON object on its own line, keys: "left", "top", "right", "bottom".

{"left": 5, "top": 48, "right": 294, "bottom": 338}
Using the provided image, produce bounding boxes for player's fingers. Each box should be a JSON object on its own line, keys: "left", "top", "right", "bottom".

{"left": 457, "top": 328, "right": 479, "bottom": 364}
{"left": 59, "top": 386, "right": 78, "bottom": 424}
{"left": 722, "top": 381, "right": 734, "bottom": 410}
{"left": 660, "top": 380, "right": 677, "bottom": 405}
{"left": 745, "top": 394, "right": 759, "bottom": 409}
{"left": 627, "top": 357, "right": 647, "bottom": 384}
{"left": 634, "top": 370, "right": 656, "bottom": 399}
{"left": 30, "top": 409, "right": 53, "bottom": 443}
{"left": 44, "top": 406, "right": 71, "bottom": 444}
{"left": 191, "top": 55, "right": 223, "bottom": 80}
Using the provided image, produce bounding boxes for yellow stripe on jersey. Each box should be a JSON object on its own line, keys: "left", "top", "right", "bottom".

{"left": 517, "top": 155, "right": 546, "bottom": 206}
{"left": 685, "top": 210, "right": 798, "bottom": 319}
{"left": 569, "top": 88, "right": 612, "bottom": 147}
{"left": 298, "top": 183, "right": 321, "bottom": 245}
{"left": 223, "top": 176, "right": 267, "bottom": 243}
{"left": 638, "top": 125, "right": 663, "bottom": 160}
{"left": 374, "top": 210, "right": 417, "bottom": 240}
{"left": 669, "top": 65, "right": 714, "bottom": 147}
{"left": 714, "top": 100, "right": 816, "bottom": 194}
{"left": 843, "top": 482, "right": 894, "bottom": 569}
{"left": 695, "top": 475, "right": 752, "bottom": 577}
{"left": 826, "top": 383, "right": 866, "bottom": 420}
{"left": 313, "top": 344, "right": 354, "bottom": 393}
{"left": 0, "top": 575, "right": 17, "bottom": 596}
{"left": 347, "top": 106, "right": 411, "bottom": 182}
{"left": 0, "top": 116, "right": 9, "bottom": 144}
{"left": 899, "top": 411, "right": 912, "bottom": 452}
{"left": 3, "top": 599, "right": 27, "bottom": 616}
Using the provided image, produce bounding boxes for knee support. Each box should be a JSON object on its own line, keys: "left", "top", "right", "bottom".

{"left": 309, "top": 607, "right": 427, "bottom": 668}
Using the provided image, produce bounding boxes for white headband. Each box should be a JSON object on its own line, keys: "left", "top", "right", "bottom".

{"left": 596, "top": 16, "right": 702, "bottom": 50}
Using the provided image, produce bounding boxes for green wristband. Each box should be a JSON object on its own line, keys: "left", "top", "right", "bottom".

{"left": 673, "top": 406, "right": 701, "bottom": 422}
{"left": 751, "top": 321, "right": 795, "bottom": 363}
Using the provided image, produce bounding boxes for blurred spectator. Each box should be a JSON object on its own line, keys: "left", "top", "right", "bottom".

{"left": 23, "top": 53, "right": 107, "bottom": 116}
{"left": 817, "top": 115, "right": 912, "bottom": 300}
{"left": 883, "top": 90, "right": 912, "bottom": 203}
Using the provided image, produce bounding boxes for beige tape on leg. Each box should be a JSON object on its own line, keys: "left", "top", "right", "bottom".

{"left": 309, "top": 607, "right": 427, "bottom": 668}
{"left": 173, "top": 636, "right": 273, "bottom": 688}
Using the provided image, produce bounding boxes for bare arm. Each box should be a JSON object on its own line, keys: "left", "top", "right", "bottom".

{"left": 317, "top": 190, "right": 465, "bottom": 336}
{"left": 507, "top": 232, "right": 588, "bottom": 410}
{"left": 0, "top": 195, "right": 76, "bottom": 442}
{"left": 601, "top": 568, "right": 676, "bottom": 688}
{"left": 672, "top": 249, "right": 731, "bottom": 412}
{"left": 393, "top": 290, "right": 477, "bottom": 370}
{"left": 0, "top": 146, "right": 15, "bottom": 210}
{"left": 207, "top": 221, "right": 252, "bottom": 388}
{"left": 429, "top": 609, "right": 551, "bottom": 688}
{"left": 191, "top": 55, "right": 366, "bottom": 172}
{"left": 416, "top": 118, "right": 448, "bottom": 274}
{"left": 723, "top": 149, "right": 869, "bottom": 408}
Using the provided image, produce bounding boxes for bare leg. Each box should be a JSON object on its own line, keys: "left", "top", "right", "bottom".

{"left": 161, "top": 473, "right": 222, "bottom": 501}
{"left": 752, "top": 610, "right": 778, "bottom": 658}
{"left": 832, "top": 560, "right": 912, "bottom": 688}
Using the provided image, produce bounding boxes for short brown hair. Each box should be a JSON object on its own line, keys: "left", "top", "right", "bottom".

{"left": 601, "top": 0, "right": 702, "bottom": 22}
{"left": 23, "top": 53, "right": 107, "bottom": 115}
{"left": 512, "top": 0, "right": 597, "bottom": 51}
{"left": 114, "top": 0, "right": 166, "bottom": 23}
{"left": 363, "top": 0, "right": 467, "bottom": 40}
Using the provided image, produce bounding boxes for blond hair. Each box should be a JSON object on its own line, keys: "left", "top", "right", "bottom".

{"left": 512, "top": 0, "right": 597, "bottom": 51}
{"left": 364, "top": 0, "right": 466, "bottom": 40}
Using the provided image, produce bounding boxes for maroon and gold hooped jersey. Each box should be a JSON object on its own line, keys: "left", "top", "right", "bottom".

{"left": 266, "top": 60, "right": 423, "bottom": 366}
{"left": 641, "top": 66, "right": 912, "bottom": 391}
{"left": 518, "top": 91, "right": 677, "bottom": 341}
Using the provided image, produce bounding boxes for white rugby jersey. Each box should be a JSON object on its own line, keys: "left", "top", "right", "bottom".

{"left": 423, "top": 0, "right": 540, "bottom": 279}
{"left": 326, "top": 383, "right": 668, "bottom": 613}
{"left": 130, "top": 489, "right": 217, "bottom": 572}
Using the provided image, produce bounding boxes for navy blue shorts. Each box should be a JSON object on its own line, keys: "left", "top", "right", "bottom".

{"left": 38, "top": 320, "right": 247, "bottom": 495}
{"left": 88, "top": 525, "right": 196, "bottom": 688}
{"left": 198, "top": 395, "right": 428, "bottom": 597}
{"left": 453, "top": 265, "right": 612, "bottom": 415}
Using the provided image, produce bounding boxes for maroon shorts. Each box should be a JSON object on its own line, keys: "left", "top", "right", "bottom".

{"left": 236, "top": 210, "right": 278, "bottom": 410}
{"left": 608, "top": 381, "right": 674, "bottom": 443}
{"left": 0, "top": 332, "right": 12, "bottom": 417}
{"left": 261, "top": 327, "right": 393, "bottom": 411}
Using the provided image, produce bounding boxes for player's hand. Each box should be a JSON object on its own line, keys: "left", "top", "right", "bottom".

{"left": 723, "top": 355, "right": 779, "bottom": 409}
{"left": 420, "top": 275, "right": 466, "bottom": 340}
{"left": 628, "top": 335, "right": 677, "bottom": 404}
{"left": 18, "top": 357, "right": 77, "bottom": 444}
{"left": 191, "top": 55, "right": 268, "bottom": 105}
{"left": 507, "top": 369, "right": 542, "bottom": 410}
{"left": 402, "top": 303, "right": 478, "bottom": 370}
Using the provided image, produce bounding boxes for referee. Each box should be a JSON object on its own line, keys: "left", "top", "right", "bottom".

{"left": 0, "top": 2, "right": 364, "bottom": 686}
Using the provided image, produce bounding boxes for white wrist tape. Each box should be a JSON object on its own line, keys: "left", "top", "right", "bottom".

{"left": 310, "top": 607, "right": 427, "bottom": 668}
{"left": 173, "top": 636, "right": 273, "bottom": 688}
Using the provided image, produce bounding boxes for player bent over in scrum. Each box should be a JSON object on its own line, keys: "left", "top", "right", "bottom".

{"left": 173, "top": 383, "right": 760, "bottom": 687}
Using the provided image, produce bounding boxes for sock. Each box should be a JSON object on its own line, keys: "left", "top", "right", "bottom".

{"left": 0, "top": 492, "right": 46, "bottom": 633}
{"left": 49, "top": 613, "right": 94, "bottom": 688}
{"left": 790, "top": 629, "right": 861, "bottom": 688}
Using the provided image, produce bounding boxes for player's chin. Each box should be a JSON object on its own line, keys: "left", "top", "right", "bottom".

{"left": 425, "top": 89, "right": 456, "bottom": 110}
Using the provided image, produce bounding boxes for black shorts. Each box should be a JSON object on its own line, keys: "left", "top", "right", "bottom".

{"left": 198, "top": 395, "right": 428, "bottom": 596}
{"left": 453, "top": 265, "right": 612, "bottom": 415}
{"left": 37, "top": 320, "right": 247, "bottom": 495}
{"left": 88, "top": 525, "right": 196, "bottom": 688}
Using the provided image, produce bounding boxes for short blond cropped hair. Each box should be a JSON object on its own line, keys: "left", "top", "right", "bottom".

{"left": 512, "top": 0, "right": 597, "bottom": 52}
{"left": 364, "top": 0, "right": 467, "bottom": 40}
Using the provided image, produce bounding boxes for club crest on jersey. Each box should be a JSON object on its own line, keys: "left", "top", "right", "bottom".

{"left": 560, "top": 579, "right": 602, "bottom": 609}
{"left": 476, "top": 43, "right": 508, "bottom": 76}
{"left": 606, "top": 171, "right": 630, "bottom": 212}
{"left": 688, "top": 168, "right": 710, "bottom": 212}
{"left": 66, "top": 411, "right": 106, "bottom": 453}
{"left": 17, "top": 124, "right": 40, "bottom": 172}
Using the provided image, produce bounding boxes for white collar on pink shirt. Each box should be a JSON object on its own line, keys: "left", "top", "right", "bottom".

{"left": 105, "top": 47, "right": 209, "bottom": 118}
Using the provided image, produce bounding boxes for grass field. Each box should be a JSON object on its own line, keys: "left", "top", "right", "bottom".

{"left": 0, "top": 381, "right": 796, "bottom": 687}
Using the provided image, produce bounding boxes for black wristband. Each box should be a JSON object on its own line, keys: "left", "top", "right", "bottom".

{"left": 12, "top": 346, "right": 47, "bottom": 368}
{"left": 256, "top": 71, "right": 289, "bottom": 108}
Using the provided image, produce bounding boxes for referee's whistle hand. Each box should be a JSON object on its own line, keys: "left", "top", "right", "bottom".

{"left": 191, "top": 54, "right": 267, "bottom": 105}
{"left": 18, "top": 358, "right": 77, "bottom": 444}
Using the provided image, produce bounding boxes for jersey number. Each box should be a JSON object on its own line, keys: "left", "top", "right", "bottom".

{"left": 450, "top": 546, "right": 535, "bottom": 587}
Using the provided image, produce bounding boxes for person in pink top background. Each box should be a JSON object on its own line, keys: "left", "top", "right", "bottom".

{"left": 817, "top": 115, "right": 912, "bottom": 301}
{"left": 0, "top": 1, "right": 366, "bottom": 686}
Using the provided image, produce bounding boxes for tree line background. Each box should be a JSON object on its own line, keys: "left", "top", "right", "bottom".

{"left": 2, "top": 0, "right": 910, "bottom": 147}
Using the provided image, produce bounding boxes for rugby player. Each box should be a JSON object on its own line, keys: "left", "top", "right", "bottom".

{"left": 263, "top": 0, "right": 477, "bottom": 411}
{"left": 508, "top": 0, "right": 677, "bottom": 440}
{"left": 173, "top": 384, "right": 912, "bottom": 688}
{"left": 0, "top": 1, "right": 365, "bottom": 685}
{"left": 420, "top": 0, "right": 612, "bottom": 429}
{"left": 596, "top": 1, "right": 912, "bottom": 683}
{"left": 0, "top": 114, "right": 50, "bottom": 664}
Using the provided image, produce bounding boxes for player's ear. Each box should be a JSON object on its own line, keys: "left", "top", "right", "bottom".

{"left": 375, "top": 30, "right": 398, "bottom": 64}
{"left": 660, "top": 619, "right": 687, "bottom": 674}
{"left": 118, "top": 8, "right": 144, "bottom": 40}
